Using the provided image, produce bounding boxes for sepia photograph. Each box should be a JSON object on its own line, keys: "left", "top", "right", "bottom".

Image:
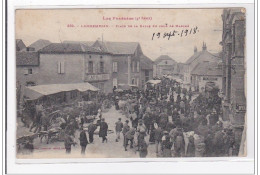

{"left": 15, "top": 8, "right": 247, "bottom": 159}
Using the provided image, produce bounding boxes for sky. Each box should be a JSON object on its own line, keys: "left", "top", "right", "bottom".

{"left": 16, "top": 9, "right": 224, "bottom": 63}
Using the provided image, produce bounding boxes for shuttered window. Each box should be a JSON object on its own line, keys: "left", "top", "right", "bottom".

{"left": 58, "top": 61, "right": 65, "bottom": 74}
{"left": 88, "top": 61, "right": 93, "bottom": 73}
{"left": 137, "top": 61, "right": 140, "bottom": 73}
{"left": 113, "top": 62, "right": 118, "bottom": 72}
{"left": 100, "top": 62, "right": 104, "bottom": 73}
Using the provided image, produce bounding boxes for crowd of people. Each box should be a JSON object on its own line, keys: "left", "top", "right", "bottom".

{"left": 113, "top": 77, "right": 238, "bottom": 157}
{"left": 18, "top": 77, "right": 239, "bottom": 158}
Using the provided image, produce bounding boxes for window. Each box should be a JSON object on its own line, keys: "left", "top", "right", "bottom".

{"left": 88, "top": 61, "right": 93, "bottom": 73}
{"left": 132, "top": 78, "right": 135, "bottom": 85}
{"left": 132, "top": 61, "right": 135, "bottom": 72}
{"left": 28, "top": 69, "right": 32, "bottom": 74}
{"left": 165, "top": 61, "right": 168, "bottom": 64}
{"left": 100, "top": 62, "right": 104, "bottom": 73}
{"left": 26, "top": 81, "right": 36, "bottom": 86}
{"left": 24, "top": 68, "right": 32, "bottom": 75}
{"left": 100, "top": 55, "right": 103, "bottom": 58}
{"left": 145, "top": 70, "right": 149, "bottom": 76}
{"left": 136, "top": 78, "right": 139, "bottom": 86}
{"left": 136, "top": 61, "right": 140, "bottom": 73}
{"left": 113, "top": 78, "right": 118, "bottom": 88}
{"left": 89, "top": 55, "right": 92, "bottom": 58}
{"left": 113, "top": 62, "right": 118, "bottom": 73}
{"left": 58, "top": 61, "right": 65, "bottom": 74}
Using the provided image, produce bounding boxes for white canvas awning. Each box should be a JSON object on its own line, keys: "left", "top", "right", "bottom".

{"left": 24, "top": 83, "right": 99, "bottom": 100}
{"left": 146, "top": 80, "right": 161, "bottom": 85}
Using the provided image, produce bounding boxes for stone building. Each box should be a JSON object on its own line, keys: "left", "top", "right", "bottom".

{"left": 16, "top": 40, "right": 153, "bottom": 102}
{"left": 183, "top": 43, "right": 221, "bottom": 89}
{"left": 39, "top": 43, "right": 112, "bottom": 93}
{"left": 16, "top": 51, "right": 40, "bottom": 107}
{"left": 220, "top": 8, "right": 246, "bottom": 155}
{"left": 86, "top": 40, "right": 153, "bottom": 89}
{"left": 153, "top": 55, "right": 178, "bottom": 78}
{"left": 191, "top": 61, "right": 222, "bottom": 92}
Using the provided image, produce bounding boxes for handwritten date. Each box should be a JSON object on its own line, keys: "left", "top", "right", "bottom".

{"left": 152, "top": 26, "right": 199, "bottom": 40}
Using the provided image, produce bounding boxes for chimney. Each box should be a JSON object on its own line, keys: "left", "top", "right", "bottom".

{"left": 202, "top": 42, "right": 207, "bottom": 51}
{"left": 194, "top": 46, "right": 197, "bottom": 53}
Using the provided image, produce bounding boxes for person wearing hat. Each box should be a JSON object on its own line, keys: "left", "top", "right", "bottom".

{"left": 137, "top": 121, "right": 147, "bottom": 151}
{"left": 162, "top": 131, "right": 173, "bottom": 157}
{"left": 99, "top": 118, "right": 108, "bottom": 143}
{"left": 124, "top": 127, "right": 135, "bottom": 151}
{"left": 79, "top": 128, "right": 88, "bottom": 155}
{"left": 139, "top": 134, "right": 148, "bottom": 158}
{"left": 154, "top": 125, "right": 163, "bottom": 155}
{"left": 88, "top": 121, "right": 97, "bottom": 143}
{"left": 64, "top": 133, "right": 76, "bottom": 154}
{"left": 115, "top": 118, "right": 123, "bottom": 142}
{"left": 122, "top": 120, "right": 130, "bottom": 147}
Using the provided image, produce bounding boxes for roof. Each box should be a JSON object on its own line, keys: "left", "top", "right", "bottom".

{"left": 93, "top": 41, "right": 140, "bottom": 55}
{"left": 63, "top": 41, "right": 95, "bottom": 46}
{"left": 28, "top": 39, "right": 51, "bottom": 51}
{"left": 64, "top": 40, "right": 141, "bottom": 55}
{"left": 185, "top": 50, "right": 220, "bottom": 65}
{"left": 39, "top": 43, "right": 104, "bottom": 54}
{"left": 140, "top": 55, "right": 153, "bottom": 70}
{"left": 191, "top": 61, "right": 222, "bottom": 76}
{"left": 154, "top": 55, "right": 176, "bottom": 64}
{"left": 16, "top": 39, "right": 23, "bottom": 44}
{"left": 24, "top": 83, "right": 99, "bottom": 100}
{"left": 16, "top": 39, "right": 26, "bottom": 51}
{"left": 16, "top": 52, "right": 39, "bottom": 66}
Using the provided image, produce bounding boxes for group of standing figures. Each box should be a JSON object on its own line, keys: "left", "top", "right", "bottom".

{"left": 113, "top": 78, "right": 238, "bottom": 157}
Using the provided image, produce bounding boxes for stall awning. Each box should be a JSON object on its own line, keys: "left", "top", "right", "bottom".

{"left": 146, "top": 80, "right": 161, "bottom": 85}
{"left": 24, "top": 83, "right": 99, "bottom": 100}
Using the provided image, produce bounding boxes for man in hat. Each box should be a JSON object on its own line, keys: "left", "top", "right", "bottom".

{"left": 122, "top": 120, "right": 130, "bottom": 147}
{"left": 154, "top": 125, "right": 163, "bottom": 155}
{"left": 88, "top": 121, "right": 97, "bottom": 143}
{"left": 99, "top": 118, "right": 108, "bottom": 143}
{"left": 115, "top": 118, "right": 123, "bottom": 142}
{"left": 137, "top": 120, "right": 147, "bottom": 151}
{"left": 64, "top": 133, "right": 76, "bottom": 154}
{"left": 162, "top": 131, "right": 173, "bottom": 157}
{"left": 124, "top": 127, "right": 135, "bottom": 151}
{"left": 79, "top": 128, "right": 88, "bottom": 155}
{"left": 139, "top": 134, "right": 148, "bottom": 158}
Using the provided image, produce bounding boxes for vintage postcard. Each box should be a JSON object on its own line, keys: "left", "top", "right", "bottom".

{"left": 15, "top": 8, "right": 247, "bottom": 159}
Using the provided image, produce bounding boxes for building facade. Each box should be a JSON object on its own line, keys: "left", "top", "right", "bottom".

{"left": 220, "top": 8, "right": 246, "bottom": 155}
{"left": 39, "top": 43, "right": 113, "bottom": 94}
{"left": 153, "top": 55, "right": 178, "bottom": 78}
{"left": 91, "top": 40, "right": 153, "bottom": 89}
{"left": 191, "top": 61, "right": 222, "bottom": 92}
{"left": 17, "top": 40, "right": 154, "bottom": 102}
{"left": 183, "top": 43, "right": 221, "bottom": 89}
{"left": 16, "top": 51, "right": 40, "bottom": 107}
